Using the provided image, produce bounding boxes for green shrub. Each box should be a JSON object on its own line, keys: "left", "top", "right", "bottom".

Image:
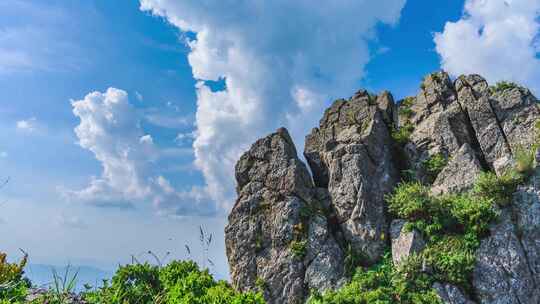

{"left": 387, "top": 182, "right": 438, "bottom": 223}
{"left": 421, "top": 237, "right": 476, "bottom": 289}
{"left": 392, "top": 123, "right": 415, "bottom": 146}
{"left": 82, "top": 260, "right": 264, "bottom": 304}
{"left": 307, "top": 253, "right": 442, "bottom": 304}
{"left": 473, "top": 171, "right": 522, "bottom": 206}
{"left": 290, "top": 241, "right": 307, "bottom": 259}
{"left": 514, "top": 145, "right": 535, "bottom": 176}
{"left": 422, "top": 154, "right": 448, "bottom": 183}
{"left": 489, "top": 81, "right": 520, "bottom": 94}
{"left": 0, "top": 252, "right": 29, "bottom": 303}
{"left": 399, "top": 97, "right": 415, "bottom": 118}
{"left": 385, "top": 173, "right": 503, "bottom": 291}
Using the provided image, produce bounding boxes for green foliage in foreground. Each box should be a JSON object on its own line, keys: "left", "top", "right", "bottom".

{"left": 0, "top": 252, "right": 29, "bottom": 304}
{"left": 0, "top": 257, "right": 264, "bottom": 304}
{"left": 82, "top": 260, "right": 264, "bottom": 304}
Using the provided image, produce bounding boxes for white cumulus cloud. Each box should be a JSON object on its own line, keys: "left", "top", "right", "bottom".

{"left": 63, "top": 88, "right": 214, "bottom": 215}
{"left": 434, "top": 0, "right": 540, "bottom": 93}
{"left": 139, "top": 0, "right": 407, "bottom": 209}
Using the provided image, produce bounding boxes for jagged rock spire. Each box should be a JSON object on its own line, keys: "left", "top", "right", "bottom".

{"left": 225, "top": 71, "right": 540, "bottom": 304}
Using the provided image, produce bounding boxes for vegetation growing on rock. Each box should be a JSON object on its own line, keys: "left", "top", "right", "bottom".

{"left": 489, "top": 81, "right": 521, "bottom": 94}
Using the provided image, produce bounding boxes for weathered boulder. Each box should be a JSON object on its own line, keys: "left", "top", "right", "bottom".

{"left": 490, "top": 87, "right": 540, "bottom": 152}
{"left": 512, "top": 169, "right": 540, "bottom": 287}
{"left": 304, "top": 90, "right": 400, "bottom": 263}
{"left": 472, "top": 210, "right": 540, "bottom": 304}
{"left": 390, "top": 219, "right": 425, "bottom": 265}
{"left": 304, "top": 212, "right": 346, "bottom": 291}
{"left": 405, "top": 72, "right": 482, "bottom": 184}
{"left": 226, "top": 128, "right": 345, "bottom": 304}
{"left": 456, "top": 75, "right": 540, "bottom": 174}
{"left": 433, "top": 283, "right": 475, "bottom": 304}
{"left": 431, "top": 143, "right": 483, "bottom": 195}
{"left": 226, "top": 128, "right": 314, "bottom": 304}
{"left": 376, "top": 90, "right": 398, "bottom": 127}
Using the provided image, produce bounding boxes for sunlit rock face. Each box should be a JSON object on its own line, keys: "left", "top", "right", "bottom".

{"left": 225, "top": 72, "right": 540, "bottom": 304}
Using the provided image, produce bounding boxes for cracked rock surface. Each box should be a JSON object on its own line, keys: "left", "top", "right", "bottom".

{"left": 225, "top": 72, "right": 540, "bottom": 304}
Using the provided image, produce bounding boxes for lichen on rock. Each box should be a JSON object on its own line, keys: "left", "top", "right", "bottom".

{"left": 225, "top": 72, "right": 540, "bottom": 304}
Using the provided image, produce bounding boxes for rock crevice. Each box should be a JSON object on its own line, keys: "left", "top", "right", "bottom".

{"left": 225, "top": 72, "right": 540, "bottom": 304}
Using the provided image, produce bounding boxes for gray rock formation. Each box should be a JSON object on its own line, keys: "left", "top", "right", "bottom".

{"left": 433, "top": 283, "right": 475, "bottom": 304}
{"left": 473, "top": 168, "right": 540, "bottom": 304}
{"left": 225, "top": 72, "right": 540, "bottom": 304}
{"left": 226, "top": 128, "right": 344, "bottom": 304}
{"left": 405, "top": 72, "right": 480, "bottom": 184}
{"left": 431, "top": 143, "right": 483, "bottom": 195}
{"left": 304, "top": 90, "right": 400, "bottom": 263}
{"left": 473, "top": 210, "right": 540, "bottom": 304}
{"left": 390, "top": 219, "right": 425, "bottom": 265}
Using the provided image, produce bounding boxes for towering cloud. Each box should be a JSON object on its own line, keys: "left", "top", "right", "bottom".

{"left": 435, "top": 0, "right": 540, "bottom": 93}
{"left": 139, "top": 0, "right": 407, "bottom": 209}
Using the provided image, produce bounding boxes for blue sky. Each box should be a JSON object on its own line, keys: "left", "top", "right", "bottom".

{"left": 2, "top": 0, "right": 539, "bottom": 281}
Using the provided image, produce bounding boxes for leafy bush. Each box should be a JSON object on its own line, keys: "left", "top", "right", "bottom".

{"left": 392, "top": 123, "right": 415, "bottom": 146}
{"left": 473, "top": 171, "right": 523, "bottom": 206}
{"left": 422, "top": 154, "right": 448, "bottom": 183}
{"left": 307, "top": 253, "right": 442, "bottom": 304}
{"left": 386, "top": 174, "right": 502, "bottom": 291}
{"left": 0, "top": 252, "right": 29, "bottom": 303}
{"left": 387, "top": 182, "right": 432, "bottom": 221}
{"left": 399, "top": 97, "right": 415, "bottom": 118}
{"left": 82, "top": 260, "right": 265, "bottom": 304}
{"left": 489, "top": 81, "right": 520, "bottom": 94}
{"left": 290, "top": 241, "right": 307, "bottom": 259}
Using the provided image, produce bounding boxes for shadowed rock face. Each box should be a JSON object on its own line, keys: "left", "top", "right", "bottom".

{"left": 225, "top": 72, "right": 540, "bottom": 304}
{"left": 304, "top": 90, "right": 400, "bottom": 263}
{"left": 225, "top": 128, "right": 345, "bottom": 304}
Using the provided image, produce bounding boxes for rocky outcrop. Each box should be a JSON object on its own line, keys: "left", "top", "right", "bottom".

{"left": 390, "top": 219, "right": 425, "bottom": 265}
{"left": 225, "top": 128, "right": 345, "bottom": 304}
{"left": 473, "top": 210, "right": 540, "bottom": 304}
{"left": 225, "top": 72, "right": 540, "bottom": 304}
{"left": 431, "top": 143, "right": 483, "bottom": 195}
{"left": 304, "top": 90, "right": 400, "bottom": 263}
{"left": 473, "top": 169, "right": 540, "bottom": 304}
{"left": 433, "top": 283, "right": 475, "bottom": 304}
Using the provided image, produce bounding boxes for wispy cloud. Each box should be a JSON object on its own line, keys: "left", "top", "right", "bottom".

{"left": 0, "top": 0, "right": 89, "bottom": 74}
